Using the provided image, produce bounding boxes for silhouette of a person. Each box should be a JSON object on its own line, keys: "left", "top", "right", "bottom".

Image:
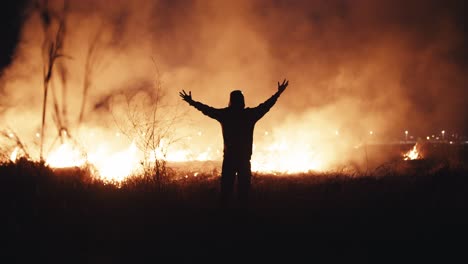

{"left": 179, "top": 79, "right": 288, "bottom": 207}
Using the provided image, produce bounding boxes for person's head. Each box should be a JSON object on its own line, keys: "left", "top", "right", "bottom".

{"left": 229, "top": 90, "right": 245, "bottom": 109}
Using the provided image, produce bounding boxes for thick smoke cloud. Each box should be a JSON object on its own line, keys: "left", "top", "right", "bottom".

{"left": 0, "top": 0, "right": 466, "bottom": 168}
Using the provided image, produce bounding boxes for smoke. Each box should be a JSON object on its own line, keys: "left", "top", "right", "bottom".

{"left": 0, "top": 0, "right": 466, "bottom": 168}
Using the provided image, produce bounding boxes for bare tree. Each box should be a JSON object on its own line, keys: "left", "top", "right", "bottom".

{"left": 38, "top": 0, "right": 70, "bottom": 161}
{"left": 110, "top": 59, "right": 185, "bottom": 187}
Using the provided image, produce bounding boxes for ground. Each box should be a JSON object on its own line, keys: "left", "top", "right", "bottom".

{"left": 1, "top": 146, "right": 467, "bottom": 263}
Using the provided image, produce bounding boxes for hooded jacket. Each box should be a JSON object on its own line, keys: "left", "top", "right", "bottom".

{"left": 188, "top": 91, "right": 281, "bottom": 159}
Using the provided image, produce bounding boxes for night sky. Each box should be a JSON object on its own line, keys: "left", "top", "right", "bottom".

{"left": 0, "top": 0, "right": 28, "bottom": 70}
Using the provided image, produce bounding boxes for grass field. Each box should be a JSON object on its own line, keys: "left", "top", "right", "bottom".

{"left": 1, "top": 144, "right": 468, "bottom": 263}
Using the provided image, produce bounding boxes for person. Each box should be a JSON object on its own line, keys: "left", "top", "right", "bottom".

{"left": 179, "top": 79, "right": 289, "bottom": 208}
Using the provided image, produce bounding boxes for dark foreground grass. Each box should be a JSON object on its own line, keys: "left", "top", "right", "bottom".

{"left": 1, "top": 158, "right": 467, "bottom": 263}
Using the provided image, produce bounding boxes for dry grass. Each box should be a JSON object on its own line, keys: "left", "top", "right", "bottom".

{"left": 1, "top": 152, "right": 467, "bottom": 262}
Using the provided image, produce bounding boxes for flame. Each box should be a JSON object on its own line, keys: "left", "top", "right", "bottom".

{"left": 10, "top": 147, "right": 19, "bottom": 162}
{"left": 34, "top": 135, "right": 327, "bottom": 180}
{"left": 43, "top": 141, "right": 140, "bottom": 182}
{"left": 31, "top": 136, "right": 214, "bottom": 183}
{"left": 46, "top": 143, "right": 88, "bottom": 168}
{"left": 6, "top": 126, "right": 342, "bottom": 183}
{"left": 90, "top": 142, "right": 140, "bottom": 182}
{"left": 403, "top": 144, "right": 421, "bottom": 160}
{"left": 251, "top": 141, "right": 325, "bottom": 173}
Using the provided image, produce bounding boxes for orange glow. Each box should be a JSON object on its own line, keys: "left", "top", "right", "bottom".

{"left": 403, "top": 144, "right": 421, "bottom": 160}
{"left": 40, "top": 139, "right": 142, "bottom": 182}
{"left": 89, "top": 142, "right": 140, "bottom": 182}
{"left": 46, "top": 143, "right": 87, "bottom": 168}
{"left": 6, "top": 126, "right": 339, "bottom": 183}
{"left": 0, "top": 0, "right": 465, "bottom": 187}
{"left": 10, "top": 147, "right": 19, "bottom": 162}
{"left": 251, "top": 141, "right": 324, "bottom": 173}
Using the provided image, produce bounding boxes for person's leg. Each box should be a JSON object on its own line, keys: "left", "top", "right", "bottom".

{"left": 220, "top": 157, "right": 236, "bottom": 208}
{"left": 237, "top": 159, "right": 252, "bottom": 207}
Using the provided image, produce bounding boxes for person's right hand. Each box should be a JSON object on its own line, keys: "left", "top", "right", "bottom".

{"left": 278, "top": 79, "right": 288, "bottom": 93}
{"left": 179, "top": 90, "right": 193, "bottom": 103}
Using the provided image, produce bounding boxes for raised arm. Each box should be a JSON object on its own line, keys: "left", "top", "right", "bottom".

{"left": 179, "top": 90, "right": 222, "bottom": 120}
{"left": 252, "top": 79, "right": 288, "bottom": 121}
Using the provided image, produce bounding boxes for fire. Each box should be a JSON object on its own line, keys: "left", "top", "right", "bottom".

{"left": 403, "top": 144, "right": 421, "bottom": 160}
{"left": 41, "top": 140, "right": 141, "bottom": 182}
{"left": 5, "top": 124, "right": 344, "bottom": 184}
{"left": 39, "top": 137, "right": 219, "bottom": 182}
{"left": 251, "top": 141, "right": 325, "bottom": 173}
{"left": 10, "top": 147, "right": 20, "bottom": 162}
{"left": 89, "top": 142, "right": 140, "bottom": 182}
{"left": 46, "top": 143, "right": 87, "bottom": 168}
{"left": 8, "top": 134, "right": 329, "bottom": 181}
{"left": 22, "top": 132, "right": 221, "bottom": 183}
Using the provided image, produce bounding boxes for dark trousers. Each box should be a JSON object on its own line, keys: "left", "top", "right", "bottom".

{"left": 220, "top": 155, "right": 252, "bottom": 207}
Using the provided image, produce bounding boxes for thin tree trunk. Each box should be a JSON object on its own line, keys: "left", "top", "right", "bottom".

{"left": 40, "top": 83, "right": 48, "bottom": 162}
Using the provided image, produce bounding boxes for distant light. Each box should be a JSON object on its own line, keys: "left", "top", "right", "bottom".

{"left": 441, "top": 130, "right": 445, "bottom": 134}
{"left": 36, "top": 133, "right": 40, "bottom": 138}
{"left": 449, "top": 141, "right": 453, "bottom": 144}
{"left": 369, "top": 131, "right": 374, "bottom": 135}
{"left": 335, "top": 130, "right": 339, "bottom": 136}
{"left": 197, "top": 131, "right": 202, "bottom": 136}
{"left": 405, "top": 130, "right": 408, "bottom": 135}
{"left": 265, "top": 131, "right": 269, "bottom": 136}
{"left": 426, "top": 136, "right": 430, "bottom": 140}
{"left": 8, "top": 133, "right": 14, "bottom": 138}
